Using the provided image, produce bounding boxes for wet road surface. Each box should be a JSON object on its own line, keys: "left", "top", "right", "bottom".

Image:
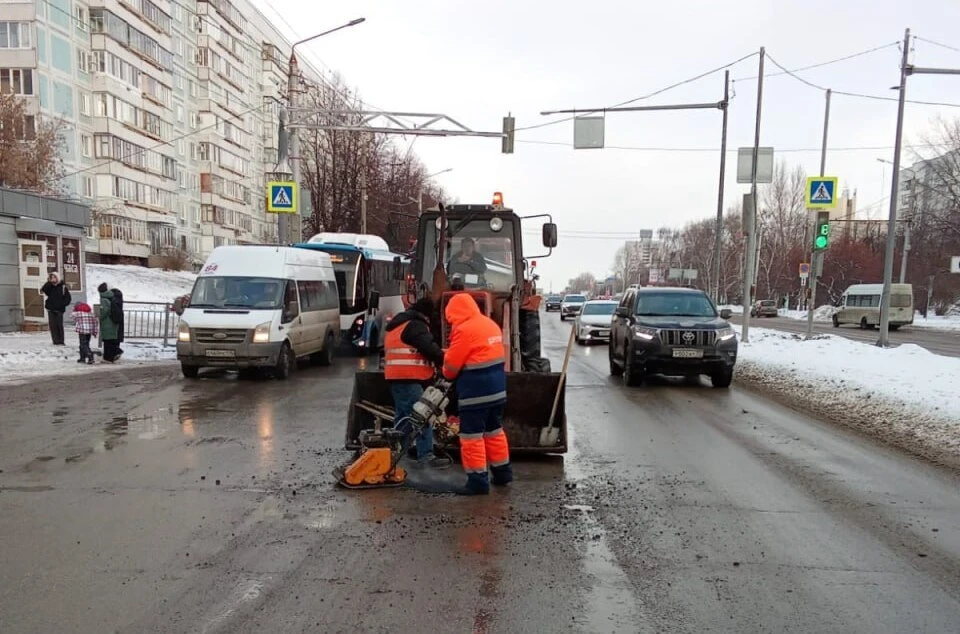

{"left": 1, "top": 315, "right": 959, "bottom": 633}
{"left": 732, "top": 314, "right": 960, "bottom": 357}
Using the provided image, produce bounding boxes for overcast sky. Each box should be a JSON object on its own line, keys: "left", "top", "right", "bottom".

{"left": 253, "top": 0, "right": 960, "bottom": 290}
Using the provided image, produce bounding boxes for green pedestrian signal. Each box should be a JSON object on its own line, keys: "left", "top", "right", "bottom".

{"left": 813, "top": 211, "right": 830, "bottom": 251}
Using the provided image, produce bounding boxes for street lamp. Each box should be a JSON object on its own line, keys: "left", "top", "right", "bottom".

{"left": 276, "top": 17, "right": 366, "bottom": 244}
{"left": 418, "top": 167, "right": 453, "bottom": 213}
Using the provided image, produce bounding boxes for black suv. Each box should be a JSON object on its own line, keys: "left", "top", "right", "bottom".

{"left": 544, "top": 295, "right": 562, "bottom": 312}
{"left": 608, "top": 287, "right": 737, "bottom": 388}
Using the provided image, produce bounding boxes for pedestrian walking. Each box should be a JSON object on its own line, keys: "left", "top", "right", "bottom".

{"left": 97, "top": 282, "right": 121, "bottom": 362}
{"left": 40, "top": 271, "right": 71, "bottom": 346}
{"left": 73, "top": 302, "right": 98, "bottom": 364}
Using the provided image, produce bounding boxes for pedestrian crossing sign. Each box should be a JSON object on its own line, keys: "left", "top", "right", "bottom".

{"left": 267, "top": 181, "right": 298, "bottom": 213}
{"left": 806, "top": 177, "right": 838, "bottom": 209}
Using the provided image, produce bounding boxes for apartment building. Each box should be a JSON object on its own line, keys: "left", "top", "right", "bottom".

{"left": 898, "top": 150, "right": 959, "bottom": 223}
{"left": 0, "top": 0, "right": 323, "bottom": 267}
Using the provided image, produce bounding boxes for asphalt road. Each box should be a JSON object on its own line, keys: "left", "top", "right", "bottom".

{"left": 732, "top": 314, "right": 960, "bottom": 357}
{"left": 2, "top": 315, "right": 960, "bottom": 633}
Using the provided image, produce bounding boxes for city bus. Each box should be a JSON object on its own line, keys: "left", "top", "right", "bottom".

{"left": 833, "top": 283, "right": 914, "bottom": 330}
{"left": 295, "top": 233, "right": 409, "bottom": 352}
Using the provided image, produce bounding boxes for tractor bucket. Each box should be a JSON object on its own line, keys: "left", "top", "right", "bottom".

{"left": 345, "top": 370, "right": 567, "bottom": 455}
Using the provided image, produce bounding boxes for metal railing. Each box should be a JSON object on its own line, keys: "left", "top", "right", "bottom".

{"left": 93, "top": 301, "right": 181, "bottom": 347}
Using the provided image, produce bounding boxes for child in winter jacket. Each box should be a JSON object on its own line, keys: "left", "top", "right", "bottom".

{"left": 73, "top": 302, "right": 99, "bottom": 364}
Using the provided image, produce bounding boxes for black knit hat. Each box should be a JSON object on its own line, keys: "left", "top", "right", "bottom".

{"left": 97, "top": 282, "right": 108, "bottom": 293}
{"left": 410, "top": 297, "right": 434, "bottom": 315}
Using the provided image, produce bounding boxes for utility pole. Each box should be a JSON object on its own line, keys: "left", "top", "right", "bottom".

{"left": 712, "top": 70, "right": 730, "bottom": 304}
{"left": 278, "top": 53, "right": 300, "bottom": 245}
{"left": 879, "top": 29, "right": 911, "bottom": 348}
{"left": 899, "top": 216, "right": 911, "bottom": 282}
{"left": 741, "top": 47, "right": 765, "bottom": 344}
{"left": 878, "top": 27, "right": 960, "bottom": 345}
{"left": 805, "top": 88, "right": 831, "bottom": 340}
{"left": 360, "top": 131, "right": 369, "bottom": 234}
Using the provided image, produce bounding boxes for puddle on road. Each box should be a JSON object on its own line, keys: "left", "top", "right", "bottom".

{"left": 563, "top": 421, "right": 648, "bottom": 632}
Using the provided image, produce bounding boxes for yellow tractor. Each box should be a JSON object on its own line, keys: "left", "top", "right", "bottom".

{"left": 344, "top": 192, "right": 568, "bottom": 455}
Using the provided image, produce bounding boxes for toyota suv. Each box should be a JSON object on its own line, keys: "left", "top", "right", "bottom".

{"left": 560, "top": 294, "right": 587, "bottom": 320}
{"left": 608, "top": 287, "right": 737, "bottom": 388}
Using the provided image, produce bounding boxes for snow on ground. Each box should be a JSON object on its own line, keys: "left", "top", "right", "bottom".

{"left": 779, "top": 306, "right": 836, "bottom": 322}
{"left": 911, "top": 314, "right": 960, "bottom": 332}
{"left": 735, "top": 327, "right": 960, "bottom": 463}
{"left": 0, "top": 330, "right": 176, "bottom": 386}
{"left": 86, "top": 264, "right": 196, "bottom": 304}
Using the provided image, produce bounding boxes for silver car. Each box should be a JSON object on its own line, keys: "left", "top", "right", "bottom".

{"left": 560, "top": 294, "right": 587, "bottom": 320}
{"left": 574, "top": 300, "right": 618, "bottom": 344}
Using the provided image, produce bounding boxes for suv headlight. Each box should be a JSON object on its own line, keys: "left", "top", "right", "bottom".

{"left": 632, "top": 326, "right": 658, "bottom": 341}
{"left": 253, "top": 321, "right": 272, "bottom": 343}
{"left": 717, "top": 326, "right": 735, "bottom": 342}
{"left": 178, "top": 321, "right": 190, "bottom": 342}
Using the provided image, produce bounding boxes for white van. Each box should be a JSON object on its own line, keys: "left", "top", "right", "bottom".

{"left": 833, "top": 283, "right": 914, "bottom": 330}
{"left": 176, "top": 246, "right": 340, "bottom": 379}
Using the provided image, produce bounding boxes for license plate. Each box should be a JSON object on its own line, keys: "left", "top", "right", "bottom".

{"left": 672, "top": 348, "right": 703, "bottom": 359}
{"left": 206, "top": 349, "right": 236, "bottom": 358}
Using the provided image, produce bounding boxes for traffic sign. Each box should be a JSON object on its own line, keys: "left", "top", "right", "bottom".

{"left": 267, "top": 181, "right": 298, "bottom": 213}
{"left": 799, "top": 262, "right": 810, "bottom": 278}
{"left": 951, "top": 255, "right": 960, "bottom": 274}
{"left": 806, "top": 177, "right": 838, "bottom": 209}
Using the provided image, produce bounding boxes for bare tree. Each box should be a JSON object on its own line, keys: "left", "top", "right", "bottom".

{"left": 0, "top": 92, "right": 67, "bottom": 196}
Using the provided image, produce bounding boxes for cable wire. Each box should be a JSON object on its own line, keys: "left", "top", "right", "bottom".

{"left": 914, "top": 36, "right": 960, "bottom": 54}
{"left": 516, "top": 139, "right": 951, "bottom": 154}
{"left": 515, "top": 50, "right": 759, "bottom": 133}
{"left": 765, "top": 51, "right": 960, "bottom": 108}
{"left": 734, "top": 42, "right": 899, "bottom": 82}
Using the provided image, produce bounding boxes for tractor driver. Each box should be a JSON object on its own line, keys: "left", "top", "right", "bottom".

{"left": 448, "top": 237, "right": 487, "bottom": 282}
{"left": 383, "top": 297, "right": 451, "bottom": 469}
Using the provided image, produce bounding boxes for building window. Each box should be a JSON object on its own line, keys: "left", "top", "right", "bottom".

{"left": 0, "top": 68, "right": 33, "bottom": 95}
{"left": 75, "top": 6, "right": 88, "bottom": 32}
{"left": 0, "top": 22, "right": 32, "bottom": 49}
{"left": 77, "top": 49, "right": 89, "bottom": 73}
{"left": 80, "top": 134, "right": 92, "bottom": 157}
{"left": 176, "top": 104, "right": 184, "bottom": 123}
{"left": 189, "top": 110, "right": 198, "bottom": 129}
{"left": 82, "top": 175, "right": 94, "bottom": 197}
{"left": 79, "top": 91, "right": 90, "bottom": 115}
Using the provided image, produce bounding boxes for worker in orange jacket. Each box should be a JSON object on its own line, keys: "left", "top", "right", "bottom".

{"left": 384, "top": 297, "right": 451, "bottom": 469}
{"left": 442, "top": 293, "right": 513, "bottom": 495}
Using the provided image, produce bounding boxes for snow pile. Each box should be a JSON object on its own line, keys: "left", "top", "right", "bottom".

{"left": 718, "top": 305, "right": 744, "bottom": 315}
{"left": 735, "top": 327, "right": 960, "bottom": 463}
{"left": 780, "top": 305, "right": 836, "bottom": 322}
{"left": 0, "top": 330, "right": 175, "bottom": 385}
{"left": 86, "top": 264, "right": 196, "bottom": 304}
{"left": 911, "top": 314, "right": 960, "bottom": 332}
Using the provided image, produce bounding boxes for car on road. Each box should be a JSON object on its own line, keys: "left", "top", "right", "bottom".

{"left": 559, "top": 294, "right": 587, "bottom": 320}
{"left": 833, "top": 283, "right": 914, "bottom": 330}
{"left": 750, "top": 300, "right": 778, "bottom": 318}
{"left": 544, "top": 294, "right": 563, "bottom": 311}
{"left": 608, "top": 287, "right": 737, "bottom": 388}
{"left": 574, "top": 299, "right": 618, "bottom": 344}
{"left": 177, "top": 246, "right": 341, "bottom": 380}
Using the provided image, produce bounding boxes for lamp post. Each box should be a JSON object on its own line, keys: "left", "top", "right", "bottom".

{"left": 276, "top": 18, "right": 366, "bottom": 244}
{"left": 418, "top": 167, "right": 453, "bottom": 213}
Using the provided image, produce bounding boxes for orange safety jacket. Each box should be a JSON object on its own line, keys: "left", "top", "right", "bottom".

{"left": 442, "top": 293, "right": 507, "bottom": 411}
{"left": 384, "top": 322, "right": 435, "bottom": 382}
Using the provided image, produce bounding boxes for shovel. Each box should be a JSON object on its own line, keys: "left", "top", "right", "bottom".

{"left": 539, "top": 324, "right": 575, "bottom": 446}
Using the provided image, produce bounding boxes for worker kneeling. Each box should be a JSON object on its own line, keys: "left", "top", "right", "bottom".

{"left": 443, "top": 294, "right": 513, "bottom": 495}
{"left": 384, "top": 297, "right": 451, "bottom": 469}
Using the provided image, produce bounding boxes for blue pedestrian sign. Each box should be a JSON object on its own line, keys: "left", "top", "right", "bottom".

{"left": 267, "top": 181, "right": 298, "bottom": 214}
{"left": 806, "top": 176, "right": 838, "bottom": 209}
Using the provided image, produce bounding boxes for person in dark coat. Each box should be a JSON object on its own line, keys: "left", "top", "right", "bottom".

{"left": 41, "top": 271, "right": 71, "bottom": 345}
{"left": 97, "top": 282, "right": 121, "bottom": 362}
{"left": 111, "top": 285, "right": 125, "bottom": 355}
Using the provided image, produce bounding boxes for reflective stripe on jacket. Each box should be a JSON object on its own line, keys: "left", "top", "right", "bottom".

{"left": 442, "top": 293, "right": 506, "bottom": 411}
{"left": 384, "top": 322, "right": 434, "bottom": 381}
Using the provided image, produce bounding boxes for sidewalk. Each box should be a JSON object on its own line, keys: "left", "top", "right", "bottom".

{"left": 0, "top": 330, "right": 176, "bottom": 386}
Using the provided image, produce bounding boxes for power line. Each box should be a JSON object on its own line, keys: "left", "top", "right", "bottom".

{"left": 914, "top": 36, "right": 960, "bottom": 54}
{"left": 765, "top": 51, "right": 960, "bottom": 108}
{"left": 515, "top": 50, "right": 759, "bottom": 133}
{"left": 733, "top": 42, "right": 899, "bottom": 82}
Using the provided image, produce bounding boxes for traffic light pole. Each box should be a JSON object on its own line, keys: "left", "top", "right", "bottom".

{"left": 741, "top": 48, "right": 765, "bottom": 345}
{"left": 805, "top": 88, "right": 831, "bottom": 341}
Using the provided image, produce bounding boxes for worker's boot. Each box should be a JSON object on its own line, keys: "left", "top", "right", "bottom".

{"left": 416, "top": 453, "right": 451, "bottom": 469}
{"left": 455, "top": 472, "right": 490, "bottom": 495}
{"left": 490, "top": 463, "right": 513, "bottom": 487}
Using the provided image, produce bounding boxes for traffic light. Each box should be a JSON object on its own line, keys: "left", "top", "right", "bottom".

{"left": 813, "top": 211, "right": 831, "bottom": 251}
{"left": 501, "top": 114, "right": 515, "bottom": 154}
